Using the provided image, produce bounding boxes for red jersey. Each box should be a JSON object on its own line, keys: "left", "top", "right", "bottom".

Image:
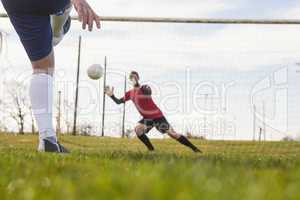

{"left": 122, "top": 87, "right": 164, "bottom": 119}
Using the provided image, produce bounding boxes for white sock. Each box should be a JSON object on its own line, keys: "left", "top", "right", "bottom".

{"left": 30, "top": 74, "right": 57, "bottom": 144}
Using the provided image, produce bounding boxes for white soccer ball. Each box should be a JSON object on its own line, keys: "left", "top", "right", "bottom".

{"left": 87, "top": 64, "right": 103, "bottom": 80}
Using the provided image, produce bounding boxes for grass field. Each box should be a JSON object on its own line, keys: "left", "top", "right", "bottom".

{"left": 0, "top": 134, "right": 300, "bottom": 200}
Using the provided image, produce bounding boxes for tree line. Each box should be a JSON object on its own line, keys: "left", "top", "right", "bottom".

{"left": 0, "top": 80, "right": 94, "bottom": 136}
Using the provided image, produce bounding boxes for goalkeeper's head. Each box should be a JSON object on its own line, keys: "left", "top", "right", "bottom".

{"left": 129, "top": 71, "right": 140, "bottom": 87}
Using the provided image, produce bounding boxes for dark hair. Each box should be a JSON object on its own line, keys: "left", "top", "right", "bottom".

{"left": 130, "top": 71, "right": 140, "bottom": 80}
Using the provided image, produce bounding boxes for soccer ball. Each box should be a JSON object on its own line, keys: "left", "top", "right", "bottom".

{"left": 87, "top": 64, "right": 103, "bottom": 80}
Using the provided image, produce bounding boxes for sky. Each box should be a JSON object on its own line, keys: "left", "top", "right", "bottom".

{"left": 0, "top": 0, "right": 300, "bottom": 140}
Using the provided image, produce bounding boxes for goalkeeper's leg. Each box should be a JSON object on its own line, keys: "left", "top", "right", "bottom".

{"left": 135, "top": 124, "right": 155, "bottom": 151}
{"left": 167, "top": 128, "right": 202, "bottom": 153}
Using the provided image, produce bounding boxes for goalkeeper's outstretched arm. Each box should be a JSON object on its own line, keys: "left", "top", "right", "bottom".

{"left": 110, "top": 95, "right": 125, "bottom": 104}
{"left": 105, "top": 86, "right": 125, "bottom": 105}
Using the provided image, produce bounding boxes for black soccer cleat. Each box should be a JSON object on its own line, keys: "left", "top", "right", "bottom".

{"left": 44, "top": 139, "right": 70, "bottom": 153}
{"left": 193, "top": 148, "right": 203, "bottom": 153}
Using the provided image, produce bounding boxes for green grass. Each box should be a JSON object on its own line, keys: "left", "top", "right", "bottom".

{"left": 0, "top": 134, "right": 300, "bottom": 200}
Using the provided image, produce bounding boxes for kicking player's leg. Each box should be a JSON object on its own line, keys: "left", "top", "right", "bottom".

{"left": 30, "top": 55, "right": 57, "bottom": 151}
{"left": 155, "top": 117, "right": 202, "bottom": 153}
{"left": 6, "top": 13, "right": 68, "bottom": 153}
{"left": 135, "top": 120, "right": 155, "bottom": 151}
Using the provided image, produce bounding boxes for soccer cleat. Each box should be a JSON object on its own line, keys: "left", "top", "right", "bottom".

{"left": 193, "top": 148, "right": 203, "bottom": 153}
{"left": 44, "top": 139, "right": 60, "bottom": 152}
{"left": 51, "top": 5, "right": 72, "bottom": 46}
{"left": 38, "top": 139, "right": 70, "bottom": 153}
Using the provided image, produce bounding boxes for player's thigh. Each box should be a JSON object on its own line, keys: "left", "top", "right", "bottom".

{"left": 154, "top": 118, "right": 181, "bottom": 139}
{"left": 154, "top": 117, "right": 171, "bottom": 134}
{"left": 7, "top": 13, "right": 53, "bottom": 63}
{"left": 134, "top": 124, "right": 148, "bottom": 135}
{"left": 135, "top": 119, "right": 154, "bottom": 135}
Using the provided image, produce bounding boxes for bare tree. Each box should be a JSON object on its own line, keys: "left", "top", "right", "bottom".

{"left": 4, "top": 82, "right": 30, "bottom": 135}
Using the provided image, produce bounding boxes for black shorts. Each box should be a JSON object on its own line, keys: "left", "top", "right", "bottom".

{"left": 1, "top": 0, "right": 70, "bottom": 61}
{"left": 138, "top": 116, "right": 171, "bottom": 134}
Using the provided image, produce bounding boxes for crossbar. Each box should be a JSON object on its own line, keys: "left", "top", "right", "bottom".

{"left": 0, "top": 13, "right": 300, "bottom": 25}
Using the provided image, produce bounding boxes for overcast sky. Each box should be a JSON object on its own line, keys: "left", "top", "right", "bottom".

{"left": 0, "top": 0, "right": 300, "bottom": 140}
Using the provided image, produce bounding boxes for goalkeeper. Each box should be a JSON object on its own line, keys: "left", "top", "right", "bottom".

{"left": 105, "top": 71, "right": 202, "bottom": 153}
